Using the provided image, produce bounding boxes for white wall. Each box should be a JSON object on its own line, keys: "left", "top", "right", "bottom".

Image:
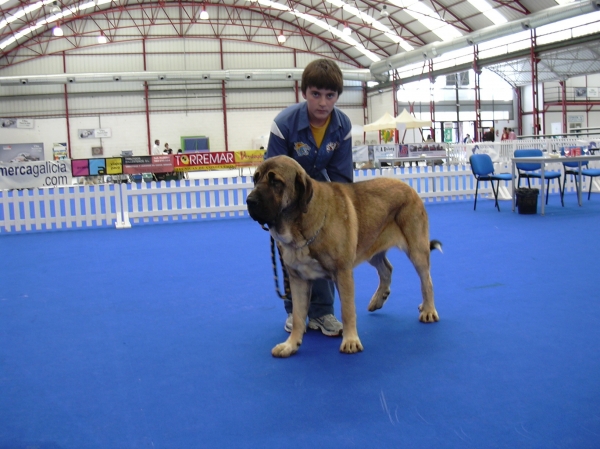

{"left": 1, "top": 104, "right": 369, "bottom": 160}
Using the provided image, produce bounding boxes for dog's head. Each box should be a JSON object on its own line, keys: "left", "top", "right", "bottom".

{"left": 246, "top": 155, "right": 313, "bottom": 227}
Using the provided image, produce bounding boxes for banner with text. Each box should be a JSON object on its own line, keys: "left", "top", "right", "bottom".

{"left": 0, "top": 160, "right": 72, "bottom": 190}
{"left": 174, "top": 152, "right": 236, "bottom": 171}
{"left": 122, "top": 155, "right": 173, "bottom": 174}
{"left": 234, "top": 150, "right": 265, "bottom": 167}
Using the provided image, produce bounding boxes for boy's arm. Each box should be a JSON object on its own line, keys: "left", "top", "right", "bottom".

{"left": 325, "top": 130, "right": 353, "bottom": 183}
{"left": 266, "top": 122, "right": 290, "bottom": 159}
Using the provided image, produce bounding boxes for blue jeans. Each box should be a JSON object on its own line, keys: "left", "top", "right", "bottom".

{"left": 284, "top": 279, "right": 335, "bottom": 319}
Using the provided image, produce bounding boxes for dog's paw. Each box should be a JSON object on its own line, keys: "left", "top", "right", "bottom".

{"left": 271, "top": 341, "right": 300, "bottom": 358}
{"left": 340, "top": 337, "right": 364, "bottom": 354}
{"left": 367, "top": 289, "right": 390, "bottom": 312}
{"left": 418, "top": 305, "right": 439, "bottom": 323}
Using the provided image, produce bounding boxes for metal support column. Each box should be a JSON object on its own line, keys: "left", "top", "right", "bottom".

{"left": 363, "top": 82, "right": 368, "bottom": 144}
{"left": 530, "top": 29, "right": 541, "bottom": 135}
{"left": 220, "top": 39, "right": 229, "bottom": 152}
{"left": 142, "top": 38, "right": 151, "bottom": 154}
{"left": 515, "top": 87, "right": 523, "bottom": 135}
{"left": 560, "top": 80, "right": 567, "bottom": 133}
{"left": 428, "top": 60, "right": 436, "bottom": 140}
{"left": 473, "top": 46, "right": 482, "bottom": 142}
{"left": 62, "top": 51, "right": 72, "bottom": 158}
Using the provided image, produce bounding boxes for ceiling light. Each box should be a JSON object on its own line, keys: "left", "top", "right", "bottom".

{"left": 97, "top": 32, "right": 107, "bottom": 44}
{"left": 343, "top": 23, "right": 352, "bottom": 35}
{"left": 52, "top": 25, "right": 63, "bottom": 36}
{"left": 380, "top": 5, "right": 389, "bottom": 18}
{"left": 50, "top": 1, "right": 61, "bottom": 14}
{"left": 277, "top": 32, "right": 286, "bottom": 43}
{"left": 200, "top": 5, "right": 209, "bottom": 20}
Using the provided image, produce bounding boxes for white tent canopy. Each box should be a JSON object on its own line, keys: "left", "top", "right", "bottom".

{"left": 363, "top": 112, "right": 398, "bottom": 132}
{"left": 364, "top": 110, "right": 432, "bottom": 132}
{"left": 394, "top": 109, "right": 432, "bottom": 129}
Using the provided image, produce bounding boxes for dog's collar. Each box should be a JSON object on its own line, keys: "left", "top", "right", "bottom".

{"left": 296, "top": 215, "right": 326, "bottom": 249}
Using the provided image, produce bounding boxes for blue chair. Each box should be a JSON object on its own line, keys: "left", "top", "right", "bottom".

{"left": 469, "top": 153, "right": 513, "bottom": 211}
{"left": 514, "top": 149, "right": 563, "bottom": 206}
{"left": 560, "top": 149, "right": 600, "bottom": 201}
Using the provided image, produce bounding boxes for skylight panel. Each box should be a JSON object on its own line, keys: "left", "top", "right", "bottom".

{"left": 79, "top": 1, "right": 97, "bottom": 10}
{"left": 468, "top": 0, "right": 508, "bottom": 25}
{"left": 323, "top": 0, "right": 413, "bottom": 49}
{"left": 537, "top": 11, "right": 600, "bottom": 35}
{"left": 388, "top": 0, "right": 463, "bottom": 41}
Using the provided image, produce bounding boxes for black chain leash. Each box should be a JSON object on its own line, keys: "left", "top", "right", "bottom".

{"left": 270, "top": 236, "right": 291, "bottom": 300}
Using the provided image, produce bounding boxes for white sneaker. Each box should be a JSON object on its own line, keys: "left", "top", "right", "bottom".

{"left": 284, "top": 313, "right": 293, "bottom": 333}
{"left": 307, "top": 314, "right": 343, "bottom": 337}
{"left": 284, "top": 313, "right": 307, "bottom": 333}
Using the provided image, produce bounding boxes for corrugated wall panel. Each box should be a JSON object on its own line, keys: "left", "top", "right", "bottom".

{"left": 225, "top": 89, "right": 295, "bottom": 110}
{"left": 67, "top": 52, "right": 145, "bottom": 74}
{"left": 0, "top": 55, "right": 64, "bottom": 76}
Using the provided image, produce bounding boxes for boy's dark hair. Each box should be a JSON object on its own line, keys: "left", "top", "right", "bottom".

{"left": 301, "top": 59, "right": 344, "bottom": 96}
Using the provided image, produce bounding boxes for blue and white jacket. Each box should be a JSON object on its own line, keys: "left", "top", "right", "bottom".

{"left": 266, "top": 102, "right": 353, "bottom": 183}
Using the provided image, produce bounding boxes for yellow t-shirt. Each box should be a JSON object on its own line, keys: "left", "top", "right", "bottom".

{"left": 310, "top": 116, "right": 331, "bottom": 148}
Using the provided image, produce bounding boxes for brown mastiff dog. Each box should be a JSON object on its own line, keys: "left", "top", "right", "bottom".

{"left": 246, "top": 155, "right": 441, "bottom": 358}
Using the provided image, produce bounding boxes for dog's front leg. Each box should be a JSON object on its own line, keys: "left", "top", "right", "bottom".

{"left": 272, "top": 276, "right": 310, "bottom": 358}
{"left": 336, "top": 269, "right": 363, "bottom": 354}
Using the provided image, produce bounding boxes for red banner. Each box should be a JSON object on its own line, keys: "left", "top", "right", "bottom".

{"left": 122, "top": 155, "right": 174, "bottom": 174}
{"left": 173, "top": 152, "right": 236, "bottom": 171}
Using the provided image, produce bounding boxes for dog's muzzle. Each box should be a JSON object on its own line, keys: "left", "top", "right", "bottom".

{"left": 246, "top": 192, "right": 269, "bottom": 226}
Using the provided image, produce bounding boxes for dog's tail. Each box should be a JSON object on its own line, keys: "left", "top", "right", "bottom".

{"left": 430, "top": 239, "right": 443, "bottom": 254}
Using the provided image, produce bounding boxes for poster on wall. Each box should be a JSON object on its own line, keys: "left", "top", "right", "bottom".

{"left": 78, "top": 128, "right": 112, "bottom": 139}
{"left": 91, "top": 146, "right": 103, "bottom": 156}
{"left": 575, "top": 87, "right": 587, "bottom": 98}
{"left": 1, "top": 118, "right": 34, "bottom": 129}
{"left": 0, "top": 142, "right": 44, "bottom": 163}
{"left": 0, "top": 159, "right": 72, "bottom": 190}
{"left": 587, "top": 87, "right": 598, "bottom": 98}
{"left": 53, "top": 143, "right": 68, "bottom": 160}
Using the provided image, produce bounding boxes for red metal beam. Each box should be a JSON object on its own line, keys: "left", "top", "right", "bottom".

{"left": 530, "top": 29, "right": 540, "bottom": 135}
{"left": 62, "top": 51, "right": 72, "bottom": 158}
{"left": 220, "top": 38, "right": 229, "bottom": 152}
{"left": 473, "top": 45, "right": 482, "bottom": 142}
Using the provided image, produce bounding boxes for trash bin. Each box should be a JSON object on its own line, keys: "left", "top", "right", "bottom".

{"left": 516, "top": 188, "right": 539, "bottom": 215}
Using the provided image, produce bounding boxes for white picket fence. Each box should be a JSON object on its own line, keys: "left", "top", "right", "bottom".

{"left": 451, "top": 138, "right": 596, "bottom": 164}
{"left": 1, "top": 161, "right": 598, "bottom": 234}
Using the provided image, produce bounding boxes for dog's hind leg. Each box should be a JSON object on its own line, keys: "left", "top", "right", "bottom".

{"left": 367, "top": 251, "right": 393, "bottom": 312}
{"left": 406, "top": 247, "right": 439, "bottom": 323}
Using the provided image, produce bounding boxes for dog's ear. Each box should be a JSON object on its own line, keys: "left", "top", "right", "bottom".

{"left": 295, "top": 171, "right": 313, "bottom": 213}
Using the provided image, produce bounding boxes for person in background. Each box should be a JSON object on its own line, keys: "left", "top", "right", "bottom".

{"left": 425, "top": 134, "right": 435, "bottom": 142}
{"left": 508, "top": 128, "right": 517, "bottom": 140}
{"left": 463, "top": 134, "right": 473, "bottom": 144}
{"left": 164, "top": 142, "right": 171, "bottom": 154}
{"left": 152, "top": 139, "right": 161, "bottom": 155}
{"left": 483, "top": 127, "right": 495, "bottom": 142}
{"left": 501, "top": 127, "right": 509, "bottom": 141}
{"left": 266, "top": 58, "right": 353, "bottom": 337}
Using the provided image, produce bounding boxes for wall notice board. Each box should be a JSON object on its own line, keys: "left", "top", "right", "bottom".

{"left": 181, "top": 136, "right": 210, "bottom": 152}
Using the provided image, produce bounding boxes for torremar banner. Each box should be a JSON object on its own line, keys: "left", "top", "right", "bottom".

{"left": 0, "top": 160, "right": 72, "bottom": 190}
{"left": 174, "top": 152, "right": 236, "bottom": 171}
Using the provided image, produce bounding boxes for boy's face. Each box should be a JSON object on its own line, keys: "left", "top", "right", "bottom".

{"left": 302, "top": 86, "right": 339, "bottom": 126}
